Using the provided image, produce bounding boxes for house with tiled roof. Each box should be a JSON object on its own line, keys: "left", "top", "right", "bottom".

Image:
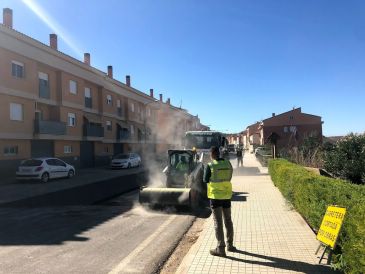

{"left": 259, "top": 107, "right": 323, "bottom": 149}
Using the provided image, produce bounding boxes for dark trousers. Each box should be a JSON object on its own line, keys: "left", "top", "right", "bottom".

{"left": 210, "top": 199, "right": 234, "bottom": 249}
{"left": 237, "top": 157, "right": 243, "bottom": 167}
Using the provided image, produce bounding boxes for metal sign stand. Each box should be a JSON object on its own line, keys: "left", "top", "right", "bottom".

{"left": 315, "top": 243, "right": 333, "bottom": 264}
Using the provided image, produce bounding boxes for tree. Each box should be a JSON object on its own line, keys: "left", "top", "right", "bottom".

{"left": 324, "top": 133, "right": 365, "bottom": 184}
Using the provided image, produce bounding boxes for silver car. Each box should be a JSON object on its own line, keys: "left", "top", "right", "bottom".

{"left": 111, "top": 153, "right": 141, "bottom": 169}
{"left": 16, "top": 158, "right": 75, "bottom": 183}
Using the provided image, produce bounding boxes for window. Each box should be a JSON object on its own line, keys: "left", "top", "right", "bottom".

{"left": 84, "top": 87, "right": 92, "bottom": 108}
{"left": 69, "top": 80, "right": 77, "bottom": 94}
{"left": 147, "top": 107, "right": 151, "bottom": 117}
{"left": 46, "top": 159, "right": 55, "bottom": 166}
{"left": 3, "top": 146, "right": 18, "bottom": 156}
{"left": 84, "top": 87, "right": 91, "bottom": 98}
{"left": 54, "top": 159, "right": 66, "bottom": 167}
{"left": 104, "top": 146, "right": 109, "bottom": 153}
{"left": 289, "top": 116, "right": 294, "bottom": 120}
{"left": 117, "top": 100, "right": 122, "bottom": 116}
{"left": 106, "top": 120, "right": 112, "bottom": 131}
{"left": 290, "top": 126, "right": 297, "bottom": 133}
{"left": 12, "top": 61, "right": 24, "bottom": 78}
{"left": 130, "top": 124, "right": 134, "bottom": 135}
{"left": 131, "top": 103, "right": 135, "bottom": 112}
{"left": 38, "top": 72, "right": 49, "bottom": 99}
{"left": 35, "top": 110, "right": 43, "bottom": 121}
{"left": 64, "top": 146, "right": 72, "bottom": 154}
{"left": 106, "top": 95, "right": 112, "bottom": 105}
{"left": 137, "top": 105, "right": 140, "bottom": 113}
{"left": 10, "top": 103, "right": 23, "bottom": 121}
{"left": 68, "top": 113, "right": 76, "bottom": 127}
{"left": 284, "top": 126, "right": 288, "bottom": 133}
{"left": 47, "top": 159, "right": 66, "bottom": 167}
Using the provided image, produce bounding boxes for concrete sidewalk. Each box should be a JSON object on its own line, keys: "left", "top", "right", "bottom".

{"left": 177, "top": 153, "right": 336, "bottom": 274}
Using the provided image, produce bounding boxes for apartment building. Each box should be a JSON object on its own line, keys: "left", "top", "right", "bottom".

{"left": 240, "top": 130, "right": 247, "bottom": 149}
{"left": 1, "top": 8, "right": 203, "bottom": 176}
{"left": 226, "top": 134, "right": 240, "bottom": 145}
{"left": 155, "top": 94, "right": 202, "bottom": 153}
{"left": 245, "top": 122, "right": 261, "bottom": 152}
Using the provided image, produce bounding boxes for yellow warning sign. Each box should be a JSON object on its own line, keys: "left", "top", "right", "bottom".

{"left": 316, "top": 205, "right": 346, "bottom": 249}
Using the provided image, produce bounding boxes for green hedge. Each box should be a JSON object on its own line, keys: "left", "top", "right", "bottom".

{"left": 269, "top": 159, "right": 365, "bottom": 274}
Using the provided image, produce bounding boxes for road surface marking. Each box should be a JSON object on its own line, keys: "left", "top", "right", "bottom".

{"left": 108, "top": 215, "right": 177, "bottom": 274}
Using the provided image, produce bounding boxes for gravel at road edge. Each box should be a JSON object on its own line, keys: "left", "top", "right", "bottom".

{"left": 159, "top": 217, "right": 206, "bottom": 274}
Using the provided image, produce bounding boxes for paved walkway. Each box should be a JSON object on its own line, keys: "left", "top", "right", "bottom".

{"left": 177, "top": 153, "right": 336, "bottom": 274}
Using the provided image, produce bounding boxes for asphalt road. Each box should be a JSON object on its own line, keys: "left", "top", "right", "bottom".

{"left": 0, "top": 190, "right": 197, "bottom": 274}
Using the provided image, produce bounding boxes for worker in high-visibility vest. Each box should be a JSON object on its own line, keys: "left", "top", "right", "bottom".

{"left": 176, "top": 156, "right": 189, "bottom": 172}
{"left": 204, "top": 146, "right": 236, "bottom": 257}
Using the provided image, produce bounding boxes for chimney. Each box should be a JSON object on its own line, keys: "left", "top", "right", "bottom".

{"left": 3, "top": 8, "right": 13, "bottom": 28}
{"left": 149, "top": 89, "right": 154, "bottom": 98}
{"left": 272, "top": 113, "right": 275, "bottom": 117}
{"left": 84, "top": 53, "right": 90, "bottom": 65}
{"left": 126, "top": 75, "right": 131, "bottom": 87}
{"left": 166, "top": 98, "right": 170, "bottom": 105}
{"left": 159, "top": 94, "right": 163, "bottom": 102}
{"left": 107, "top": 65, "right": 113, "bottom": 78}
{"left": 49, "top": 34, "right": 58, "bottom": 50}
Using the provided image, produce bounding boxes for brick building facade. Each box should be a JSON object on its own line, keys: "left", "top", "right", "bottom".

{"left": 259, "top": 108, "right": 323, "bottom": 149}
{"left": 0, "top": 8, "right": 205, "bottom": 176}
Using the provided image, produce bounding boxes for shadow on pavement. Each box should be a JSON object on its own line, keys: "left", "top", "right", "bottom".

{"left": 231, "top": 192, "right": 248, "bottom": 202}
{"left": 0, "top": 202, "right": 134, "bottom": 246}
{"left": 233, "top": 166, "right": 267, "bottom": 176}
{"left": 227, "top": 249, "right": 338, "bottom": 274}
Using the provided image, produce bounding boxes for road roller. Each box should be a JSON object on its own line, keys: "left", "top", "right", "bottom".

{"left": 139, "top": 149, "right": 207, "bottom": 209}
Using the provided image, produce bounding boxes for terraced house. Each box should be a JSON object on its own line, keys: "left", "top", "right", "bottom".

{"left": 0, "top": 8, "right": 204, "bottom": 176}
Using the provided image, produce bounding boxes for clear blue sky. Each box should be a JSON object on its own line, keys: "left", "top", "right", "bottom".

{"left": 2, "top": 0, "right": 365, "bottom": 136}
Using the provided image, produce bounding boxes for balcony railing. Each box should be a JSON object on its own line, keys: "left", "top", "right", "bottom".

{"left": 34, "top": 120, "right": 66, "bottom": 135}
{"left": 83, "top": 124, "right": 104, "bottom": 137}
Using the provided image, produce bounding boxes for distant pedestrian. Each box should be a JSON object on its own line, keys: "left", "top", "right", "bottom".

{"left": 204, "top": 146, "right": 236, "bottom": 257}
{"left": 236, "top": 148, "right": 243, "bottom": 167}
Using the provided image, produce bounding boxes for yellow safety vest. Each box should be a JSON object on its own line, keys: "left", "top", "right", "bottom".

{"left": 207, "top": 159, "right": 233, "bottom": 200}
{"left": 176, "top": 162, "right": 188, "bottom": 172}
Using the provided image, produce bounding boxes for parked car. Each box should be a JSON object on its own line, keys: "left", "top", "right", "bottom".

{"left": 16, "top": 158, "right": 75, "bottom": 183}
{"left": 255, "top": 147, "right": 271, "bottom": 156}
{"left": 227, "top": 144, "right": 236, "bottom": 153}
{"left": 111, "top": 153, "right": 141, "bottom": 169}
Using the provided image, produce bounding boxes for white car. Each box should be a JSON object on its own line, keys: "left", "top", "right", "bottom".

{"left": 255, "top": 147, "right": 270, "bottom": 156}
{"left": 16, "top": 158, "right": 75, "bottom": 183}
{"left": 111, "top": 153, "right": 141, "bottom": 169}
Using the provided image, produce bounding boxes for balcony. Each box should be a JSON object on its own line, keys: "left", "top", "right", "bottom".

{"left": 34, "top": 120, "right": 66, "bottom": 135}
{"left": 83, "top": 124, "right": 104, "bottom": 137}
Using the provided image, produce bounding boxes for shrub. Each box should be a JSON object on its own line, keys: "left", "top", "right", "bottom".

{"left": 269, "top": 159, "right": 365, "bottom": 273}
{"left": 324, "top": 133, "right": 365, "bottom": 184}
{"left": 278, "top": 136, "right": 325, "bottom": 168}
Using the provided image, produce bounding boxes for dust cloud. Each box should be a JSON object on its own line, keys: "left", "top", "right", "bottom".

{"left": 141, "top": 106, "right": 190, "bottom": 188}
